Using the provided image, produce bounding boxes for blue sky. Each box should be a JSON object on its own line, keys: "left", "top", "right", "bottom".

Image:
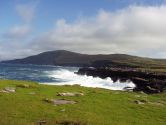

{"left": 0, "top": 0, "right": 166, "bottom": 60}
{"left": 1, "top": 0, "right": 165, "bottom": 32}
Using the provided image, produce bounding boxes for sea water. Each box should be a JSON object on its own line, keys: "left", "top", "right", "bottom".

{"left": 0, "top": 63, "right": 135, "bottom": 90}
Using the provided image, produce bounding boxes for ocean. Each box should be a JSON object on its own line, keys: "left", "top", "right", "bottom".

{"left": 0, "top": 63, "right": 135, "bottom": 90}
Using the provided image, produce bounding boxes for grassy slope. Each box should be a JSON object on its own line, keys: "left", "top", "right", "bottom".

{"left": 0, "top": 80, "right": 165, "bottom": 125}
{"left": 102, "top": 54, "right": 166, "bottom": 72}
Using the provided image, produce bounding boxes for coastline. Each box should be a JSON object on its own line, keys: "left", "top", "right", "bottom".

{"left": 77, "top": 67, "right": 166, "bottom": 94}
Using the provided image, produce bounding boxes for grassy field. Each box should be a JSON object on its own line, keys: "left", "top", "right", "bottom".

{"left": 0, "top": 80, "right": 165, "bottom": 125}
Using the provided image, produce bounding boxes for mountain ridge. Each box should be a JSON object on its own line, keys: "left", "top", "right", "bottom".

{"left": 2, "top": 50, "right": 166, "bottom": 69}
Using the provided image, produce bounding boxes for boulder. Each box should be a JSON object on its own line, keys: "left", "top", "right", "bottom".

{"left": 44, "top": 98, "right": 76, "bottom": 105}
{"left": 37, "top": 120, "right": 47, "bottom": 125}
{"left": 134, "top": 99, "right": 148, "bottom": 105}
{"left": 0, "top": 87, "right": 16, "bottom": 93}
{"left": 57, "top": 92, "right": 84, "bottom": 96}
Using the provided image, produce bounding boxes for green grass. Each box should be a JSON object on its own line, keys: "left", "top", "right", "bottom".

{"left": 109, "top": 56, "right": 166, "bottom": 73}
{"left": 0, "top": 80, "right": 165, "bottom": 125}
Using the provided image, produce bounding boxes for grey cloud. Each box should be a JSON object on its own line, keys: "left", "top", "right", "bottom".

{"left": 1, "top": 5, "right": 166, "bottom": 60}
{"left": 30, "top": 6, "right": 166, "bottom": 57}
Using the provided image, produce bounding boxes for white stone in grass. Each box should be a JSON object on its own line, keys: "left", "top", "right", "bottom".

{"left": 0, "top": 87, "right": 16, "bottom": 93}
{"left": 4, "top": 87, "right": 16, "bottom": 93}
{"left": 57, "top": 92, "right": 84, "bottom": 96}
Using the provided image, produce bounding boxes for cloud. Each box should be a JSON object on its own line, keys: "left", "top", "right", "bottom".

{"left": 16, "top": 2, "right": 37, "bottom": 22}
{"left": 0, "top": 25, "right": 33, "bottom": 60}
{"left": 3, "top": 25, "right": 31, "bottom": 39}
{"left": 30, "top": 5, "right": 166, "bottom": 58}
{"left": 1, "top": 5, "right": 166, "bottom": 60}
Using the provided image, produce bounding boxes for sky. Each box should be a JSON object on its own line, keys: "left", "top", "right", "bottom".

{"left": 0, "top": 0, "right": 166, "bottom": 60}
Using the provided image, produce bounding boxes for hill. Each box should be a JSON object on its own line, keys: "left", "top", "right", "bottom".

{"left": 2, "top": 50, "right": 166, "bottom": 71}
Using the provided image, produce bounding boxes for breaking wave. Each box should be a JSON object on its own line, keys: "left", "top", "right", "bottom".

{"left": 43, "top": 68, "right": 135, "bottom": 90}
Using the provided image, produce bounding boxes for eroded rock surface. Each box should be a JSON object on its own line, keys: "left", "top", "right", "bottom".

{"left": 77, "top": 67, "right": 166, "bottom": 94}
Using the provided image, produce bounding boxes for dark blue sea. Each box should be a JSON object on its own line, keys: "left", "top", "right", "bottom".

{"left": 0, "top": 63, "right": 135, "bottom": 90}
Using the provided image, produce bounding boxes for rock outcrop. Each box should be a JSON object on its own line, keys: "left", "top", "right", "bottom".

{"left": 77, "top": 68, "right": 166, "bottom": 94}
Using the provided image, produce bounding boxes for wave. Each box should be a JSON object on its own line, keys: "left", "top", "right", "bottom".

{"left": 42, "top": 68, "right": 135, "bottom": 90}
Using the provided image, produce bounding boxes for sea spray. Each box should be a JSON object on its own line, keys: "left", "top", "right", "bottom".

{"left": 43, "top": 68, "right": 135, "bottom": 90}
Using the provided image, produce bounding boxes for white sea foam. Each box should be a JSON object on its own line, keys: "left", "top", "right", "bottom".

{"left": 41, "top": 68, "right": 135, "bottom": 90}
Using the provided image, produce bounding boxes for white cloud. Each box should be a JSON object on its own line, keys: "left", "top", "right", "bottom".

{"left": 30, "top": 5, "right": 166, "bottom": 58}
{"left": 0, "top": 25, "right": 32, "bottom": 60}
{"left": 1, "top": 5, "right": 166, "bottom": 60}
{"left": 16, "top": 2, "right": 37, "bottom": 22}
{"left": 3, "top": 25, "right": 31, "bottom": 39}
